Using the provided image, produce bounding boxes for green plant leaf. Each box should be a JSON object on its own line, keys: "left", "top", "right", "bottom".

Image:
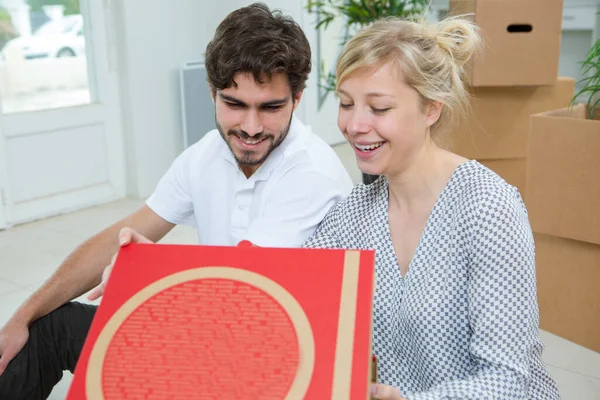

{"left": 573, "top": 36, "right": 600, "bottom": 117}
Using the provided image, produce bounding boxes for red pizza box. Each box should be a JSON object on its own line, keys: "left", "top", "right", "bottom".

{"left": 67, "top": 242, "right": 376, "bottom": 399}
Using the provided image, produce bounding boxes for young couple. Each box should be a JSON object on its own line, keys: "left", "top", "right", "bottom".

{"left": 0, "top": 3, "right": 560, "bottom": 399}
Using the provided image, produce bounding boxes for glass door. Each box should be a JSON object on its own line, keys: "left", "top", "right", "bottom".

{"left": 0, "top": 0, "right": 125, "bottom": 225}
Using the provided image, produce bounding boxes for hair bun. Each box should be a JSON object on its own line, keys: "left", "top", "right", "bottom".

{"left": 433, "top": 16, "right": 481, "bottom": 69}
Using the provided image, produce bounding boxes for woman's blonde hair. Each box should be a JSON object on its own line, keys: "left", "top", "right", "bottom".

{"left": 336, "top": 16, "right": 481, "bottom": 136}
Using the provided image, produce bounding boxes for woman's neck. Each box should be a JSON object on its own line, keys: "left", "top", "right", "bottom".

{"left": 386, "top": 144, "right": 465, "bottom": 213}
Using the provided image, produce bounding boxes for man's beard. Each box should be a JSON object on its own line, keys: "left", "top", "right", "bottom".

{"left": 216, "top": 112, "right": 293, "bottom": 167}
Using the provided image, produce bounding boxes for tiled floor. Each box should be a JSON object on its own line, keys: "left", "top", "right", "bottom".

{"left": 0, "top": 199, "right": 599, "bottom": 399}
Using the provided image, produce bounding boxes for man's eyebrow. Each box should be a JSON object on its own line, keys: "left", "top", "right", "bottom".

{"left": 259, "top": 98, "right": 289, "bottom": 107}
{"left": 218, "top": 93, "right": 247, "bottom": 106}
{"left": 218, "top": 94, "right": 289, "bottom": 108}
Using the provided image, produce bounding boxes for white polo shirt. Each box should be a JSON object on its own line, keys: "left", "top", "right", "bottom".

{"left": 146, "top": 116, "right": 353, "bottom": 247}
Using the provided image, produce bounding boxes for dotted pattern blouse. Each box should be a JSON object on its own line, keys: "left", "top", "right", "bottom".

{"left": 303, "top": 160, "right": 560, "bottom": 400}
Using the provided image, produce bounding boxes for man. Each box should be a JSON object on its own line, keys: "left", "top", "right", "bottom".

{"left": 0, "top": 3, "right": 353, "bottom": 398}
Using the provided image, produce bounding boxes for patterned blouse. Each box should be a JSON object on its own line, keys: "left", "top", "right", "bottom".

{"left": 303, "top": 160, "right": 561, "bottom": 400}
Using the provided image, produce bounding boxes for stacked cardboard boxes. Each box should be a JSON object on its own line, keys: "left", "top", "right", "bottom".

{"left": 526, "top": 105, "right": 600, "bottom": 352}
{"left": 449, "top": 1, "right": 600, "bottom": 352}
{"left": 449, "top": 0, "right": 570, "bottom": 197}
{"left": 450, "top": 80, "right": 574, "bottom": 195}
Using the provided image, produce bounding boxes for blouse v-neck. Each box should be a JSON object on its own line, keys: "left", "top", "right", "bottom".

{"left": 382, "top": 160, "right": 473, "bottom": 279}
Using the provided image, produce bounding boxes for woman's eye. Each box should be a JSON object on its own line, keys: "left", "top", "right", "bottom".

{"left": 372, "top": 107, "right": 390, "bottom": 114}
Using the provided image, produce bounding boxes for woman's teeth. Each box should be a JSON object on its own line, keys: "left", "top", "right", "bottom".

{"left": 354, "top": 142, "right": 383, "bottom": 151}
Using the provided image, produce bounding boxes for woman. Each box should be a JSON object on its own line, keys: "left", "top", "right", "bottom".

{"left": 303, "top": 16, "right": 561, "bottom": 400}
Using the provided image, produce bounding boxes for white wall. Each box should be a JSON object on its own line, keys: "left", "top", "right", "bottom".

{"left": 113, "top": 0, "right": 243, "bottom": 198}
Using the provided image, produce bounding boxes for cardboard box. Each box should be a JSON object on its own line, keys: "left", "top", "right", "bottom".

{"left": 534, "top": 233, "right": 600, "bottom": 352}
{"left": 449, "top": 0, "right": 563, "bottom": 87}
{"left": 526, "top": 103, "right": 600, "bottom": 351}
{"left": 450, "top": 78, "right": 575, "bottom": 160}
{"left": 526, "top": 104, "right": 600, "bottom": 245}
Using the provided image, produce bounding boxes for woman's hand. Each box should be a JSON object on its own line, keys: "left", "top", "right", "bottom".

{"left": 370, "top": 383, "right": 407, "bottom": 400}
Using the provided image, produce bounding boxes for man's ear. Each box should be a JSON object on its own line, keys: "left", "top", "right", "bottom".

{"left": 210, "top": 86, "right": 216, "bottom": 103}
{"left": 292, "top": 90, "right": 304, "bottom": 111}
{"left": 425, "top": 101, "right": 443, "bottom": 128}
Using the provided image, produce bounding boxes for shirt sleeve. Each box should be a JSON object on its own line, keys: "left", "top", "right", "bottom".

{"left": 302, "top": 199, "right": 344, "bottom": 249}
{"left": 407, "top": 186, "right": 550, "bottom": 400}
{"left": 145, "top": 147, "right": 196, "bottom": 227}
{"left": 243, "top": 166, "right": 351, "bottom": 248}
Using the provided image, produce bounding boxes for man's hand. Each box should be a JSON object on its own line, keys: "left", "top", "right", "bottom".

{"left": 87, "top": 227, "right": 153, "bottom": 301}
{"left": 371, "top": 383, "right": 407, "bottom": 400}
{"left": 0, "top": 319, "right": 29, "bottom": 376}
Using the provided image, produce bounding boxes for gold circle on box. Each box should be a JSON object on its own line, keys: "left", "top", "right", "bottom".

{"left": 86, "top": 267, "right": 316, "bottom": 399}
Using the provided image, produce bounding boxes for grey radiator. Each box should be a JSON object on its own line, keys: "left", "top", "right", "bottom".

{"left": 179, "top": 61, "right": 216, "bottom": 148}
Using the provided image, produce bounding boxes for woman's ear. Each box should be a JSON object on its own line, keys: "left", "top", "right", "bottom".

{"left": 425, "top": 101, "right": 443, "bottom": 128}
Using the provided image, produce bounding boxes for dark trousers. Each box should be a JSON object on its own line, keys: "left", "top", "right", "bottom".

{"left": 0, "top": 302, "right": 96, "bottom": 400}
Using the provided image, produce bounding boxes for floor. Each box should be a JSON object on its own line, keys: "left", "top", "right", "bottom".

{"left": 0, "top": 199, "right": 599, "bottom": 399}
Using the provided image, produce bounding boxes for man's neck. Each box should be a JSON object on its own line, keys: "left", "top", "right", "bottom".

{"left": 240, "top": 164, "right": 259, "bottom": 179}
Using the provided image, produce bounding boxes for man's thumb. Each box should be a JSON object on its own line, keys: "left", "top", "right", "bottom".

{"left": 118, "top": 227, "right": 152, "bottom": 246}
{"left": 130, "top": 230, "right": 153, "bottom": 244}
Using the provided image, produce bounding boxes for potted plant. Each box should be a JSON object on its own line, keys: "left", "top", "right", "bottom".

{"left": 573, "top": 28, "right": 600, "bottom": 119}
{"left": 305, "top": 0, "right": 430, "bottom": 184}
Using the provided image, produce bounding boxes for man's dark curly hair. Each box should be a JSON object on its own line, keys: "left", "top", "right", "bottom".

{"left": 204, "top": 3, "right": 311, "bottom": 97}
